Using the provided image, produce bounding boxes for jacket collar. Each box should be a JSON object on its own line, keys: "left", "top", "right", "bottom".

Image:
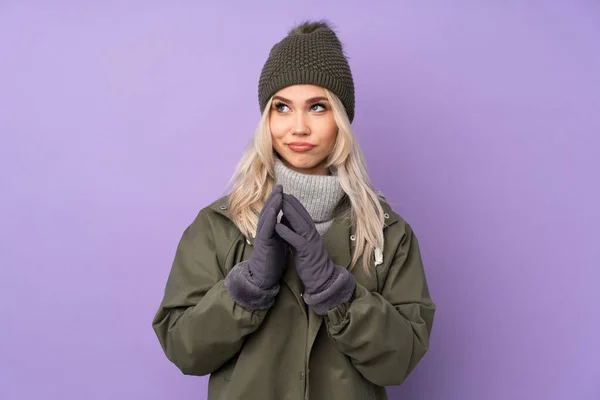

{"left": 209, "top": 194, "right": 399, "bottom": 244}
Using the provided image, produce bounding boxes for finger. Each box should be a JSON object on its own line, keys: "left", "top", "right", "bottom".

{"left": 280, "top": 196, "right": 310, "bottom": 236}
{"left": 275, "top": 222, "right": 306, "bottom": 249}
{"left": 263, "top": 184, "right": 283, "bottom": 210}
{"left": 280, "top": 214, "right": 293, "bottom": 230}
{"left": 281, "top": 195, "right": 313, "bottom": 235}
{"left": 257, "top": 185, "right": 282, "bottom": 234}
{"left": 256, "top": 207, "right": 277, "bottom": 240}
{"left": 283, "top": 194, "right": 313, "bottom": 226}
{"left": 280, "top": 213, "right": 302, "bottom": 239}
{"left": 272, "top": 185, "right": 283, "bottom": 210}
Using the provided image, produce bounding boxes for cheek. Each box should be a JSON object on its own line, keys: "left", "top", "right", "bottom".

{"left": 269, "top": 117, "right": 286, "bottom": 140}
{"left": 269, "top": 121, "right": 286, "bottom": 154}
{"left": 323, "top": 122, "right": 339, "bottom": 150}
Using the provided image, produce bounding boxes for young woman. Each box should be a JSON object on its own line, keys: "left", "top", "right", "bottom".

{"left": 152, "top": 20, "right": 436, "bottom": 400}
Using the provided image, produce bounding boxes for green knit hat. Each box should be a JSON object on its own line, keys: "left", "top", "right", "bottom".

{"left": 258, "top": 20, "right": 356, "bottom": 122}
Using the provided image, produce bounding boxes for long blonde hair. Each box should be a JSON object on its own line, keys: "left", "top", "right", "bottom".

{"left": 226, "top": 89, "right": 386, "bottom": 273}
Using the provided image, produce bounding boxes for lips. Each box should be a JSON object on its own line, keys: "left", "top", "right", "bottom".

{"left": 287, "top": 142, "right": 315, "bottom": 152}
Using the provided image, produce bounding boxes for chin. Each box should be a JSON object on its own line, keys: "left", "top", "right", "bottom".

{"left": 280, "top": 153, "right": 327, "bottom": 173}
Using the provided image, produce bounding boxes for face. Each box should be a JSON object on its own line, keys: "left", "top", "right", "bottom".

{"left": 269, "top": 84, "right": 338, "bottom": 176}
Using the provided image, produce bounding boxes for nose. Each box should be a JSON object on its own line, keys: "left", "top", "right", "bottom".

{"left": 292, "top": 112, "right": 311, "bottom": 136}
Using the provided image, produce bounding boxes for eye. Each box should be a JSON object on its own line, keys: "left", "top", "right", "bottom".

{"left": 311, "top": 103, "right": 326, "bottom": 112}
{"left": 274, "top": 102, "right": 290, "bottom": 113}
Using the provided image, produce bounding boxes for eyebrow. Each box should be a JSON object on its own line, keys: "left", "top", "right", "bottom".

{"left": 272, "top": 95, "right": 329, "bottom": 104}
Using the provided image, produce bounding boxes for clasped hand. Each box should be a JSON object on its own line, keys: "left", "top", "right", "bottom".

{"left": 247, "top": 184, "right": 338, "bottom": 295}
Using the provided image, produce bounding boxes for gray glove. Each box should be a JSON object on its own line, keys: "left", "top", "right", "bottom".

{"left": 275, "top": 193, "right": 356, "bottom": 315}
{"left": 225, "top": 184, "right": 288, "bottom": 310}
{"left": 246, "top": 184, "right": 288, "bottom": 289}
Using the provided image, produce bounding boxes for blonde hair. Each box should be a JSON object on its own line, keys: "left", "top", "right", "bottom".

{"left": 226, "top": 89, "right": 386, "bottom": 273}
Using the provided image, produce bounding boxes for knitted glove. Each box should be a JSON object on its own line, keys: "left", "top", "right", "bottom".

{"left": 225, "top": 185, "right": 288, "bottom": 309}
{"left": 275, "top": 193, "right": 356, "bottom": 315}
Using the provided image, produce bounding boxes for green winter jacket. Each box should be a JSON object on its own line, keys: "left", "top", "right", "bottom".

{"left": 152, "top": 195, "right": 436, "bottom": 400}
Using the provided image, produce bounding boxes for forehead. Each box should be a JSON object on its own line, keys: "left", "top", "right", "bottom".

{"left": 274, "top": 84, "right": 326, "bottom": 100}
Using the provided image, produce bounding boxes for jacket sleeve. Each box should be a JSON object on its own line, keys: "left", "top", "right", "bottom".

{"left": 152, "top": 209, "right": 268, "bottom": 376}
{"left": 324, "top": 223, "right": 436, "bottom": 386}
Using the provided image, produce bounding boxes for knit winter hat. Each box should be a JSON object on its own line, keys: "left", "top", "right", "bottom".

{"left": 258, "top": 20, "right": 356, "bottom": 122}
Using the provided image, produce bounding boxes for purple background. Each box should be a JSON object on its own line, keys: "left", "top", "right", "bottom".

{"left": 1, "top": 1, "right": 599, "bottom": 399}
